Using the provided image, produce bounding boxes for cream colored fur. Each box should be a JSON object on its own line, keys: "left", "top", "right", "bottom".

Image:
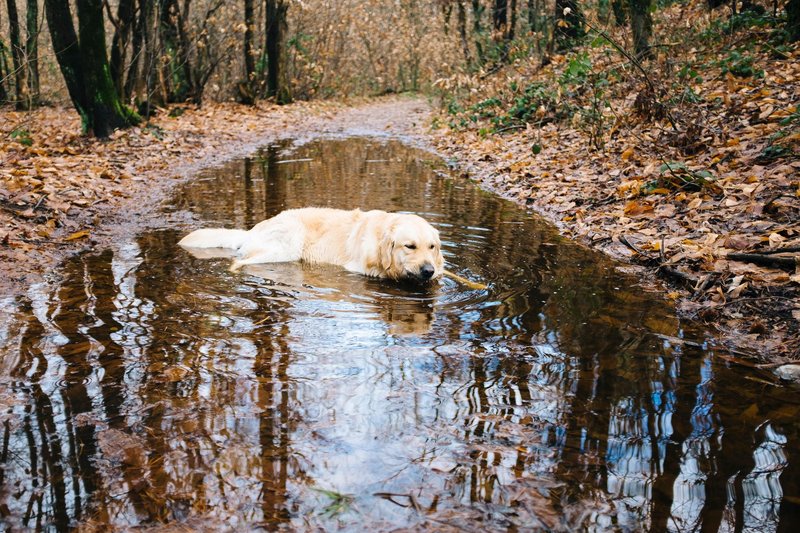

{"left": 179, "top": 207, "right": 444, "bottom": 280}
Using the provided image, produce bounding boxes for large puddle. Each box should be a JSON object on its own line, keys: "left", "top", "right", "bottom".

{"left": 1, "top": 138, "right": 798, "bottom": 530}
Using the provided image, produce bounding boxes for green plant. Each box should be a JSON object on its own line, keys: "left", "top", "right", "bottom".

{"left": 719, "top": 51, "right": 764, "bottom": 78}
{"left": 559, "top": 53, "right": 592, "bottom": 86}
{"left": 10, "top": 128, "right": 33, "bottom": 146}
{"left": 643, "top": 161, "right": 722, "bottom": 194}
{"left": 312, "top": 487, "right": 355, "bottom": 518}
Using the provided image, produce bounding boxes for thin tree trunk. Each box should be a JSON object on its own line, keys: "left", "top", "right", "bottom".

{"left": 7, "top": 0, "right": 30, "bottom": 109}
{"left": 175, "top": 0, "right": 196, "bottom": 101}
{"left": 628, "top": 0, "right": 653, "bottom": 59}
{"left": 788, "top": 0, "right": 800, "bottom": 41}
{"left": 110, "top": 0, "right": 136, "bottom": 97}
{"left": 143, "top": 0, "right": 166, "bottom": 110}
{"left": 457, "top": 1, "right": 472, "bottom": 65}
{"left": 527, "top": 0, "right": 535, "bottom": 32}
{"left": 612, "top": 0, "right": 627, "bottom": 25}
{"left": 493, "top": 0, "right": 508, "bottom": 37}
{"left": 160, "top": 0, "right": 187, "bottom": 101}
{"left": 239, "top": 0, "right": 256, "bottom": 104}
{"left": 124, "top": 0, "right": 144, "bottom": 101}
{"left": 265, "top": 0, "right": 289, "bottom": 103}
{"left": 509, "top": 0, "right": 517, "bottom": 41}
{"left": 471, "top": 0, "right": 485, "bottom": 63}
{"left": 0, "top": 8, "right": 8, "bottom": 102}
{"left": 25, "top": 0, "right": 39, "bottom": 104}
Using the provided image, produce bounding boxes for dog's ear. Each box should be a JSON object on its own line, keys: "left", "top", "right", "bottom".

{"left": 379, "top": 220, "right": 397, "bottom": 276}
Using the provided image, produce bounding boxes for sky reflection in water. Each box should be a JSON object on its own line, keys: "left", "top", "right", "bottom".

{"left": 0, "top": 138, "right": 798, "bottom": 531}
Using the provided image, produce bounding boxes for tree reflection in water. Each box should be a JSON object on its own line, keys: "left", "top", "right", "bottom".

{"left": 0, "top": 138, "right": 797, "bottom": 531}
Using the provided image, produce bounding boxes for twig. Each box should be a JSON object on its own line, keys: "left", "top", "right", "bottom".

{"left": 494, "top": 124, "right": 526, "bottom": 134}
{"left": 443, "top": 269, "right": 488, "bottom": 290}
{"left": 759, "top": 246, "right": 800, "bottom": 255}
{"left": 726, "top": 253, "right": 798, "bottom": 269}
{"left": 658, "top": 265, "right": 698, "bottom": 287}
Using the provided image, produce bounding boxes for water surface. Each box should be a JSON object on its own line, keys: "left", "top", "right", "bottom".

{"left": 1, "top": 138, "right": 798, "bottom": 531}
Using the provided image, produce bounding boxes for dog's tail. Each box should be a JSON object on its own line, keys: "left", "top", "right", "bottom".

{"left": 178, "top": 228, "right": 249, "bottom": 249}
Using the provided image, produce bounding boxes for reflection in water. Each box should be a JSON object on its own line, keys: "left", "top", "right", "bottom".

{"left": 1, "top": 138, "right": 798, "bottom": 530}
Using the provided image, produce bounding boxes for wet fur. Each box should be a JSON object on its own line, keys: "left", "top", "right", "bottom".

{"left": 179, "top": 207, "right": 444, "bottom": 280}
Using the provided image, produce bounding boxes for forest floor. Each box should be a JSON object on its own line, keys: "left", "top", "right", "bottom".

{"left": 2, "top": 6, "right": 800, "bottom": 366}
{"left": 428, "top": 3, "right": 800, "bottom": 362}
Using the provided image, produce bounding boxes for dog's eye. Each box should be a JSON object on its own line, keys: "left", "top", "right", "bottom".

{"left": 405, "top": 244, "right": 416, "bottom": 250}
{"left": 429, "top": 244, "right": 435, "bottom": 249}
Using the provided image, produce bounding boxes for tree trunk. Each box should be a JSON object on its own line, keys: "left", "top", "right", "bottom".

{"left": 7, "top": 0, "right": 30, "bottom": 109}
{"left": 553, "top": 0, "right": 584, "bottom": 51}
{"left": 628, "top": 0, "right": 653, "bottom": 59}
{"left": 160, "top": 0, "right": 191, "bottom": 101}
{"left": 239, "top": 0, "right": 256, "bottom": 104}
{"left": 44, "top": 0, "right": 138, "bottom": 137}
{"left": 25, "top": 0, "right": 39, "bottom": 104}
{"left": 123, "top": 0, "right": 145, "bottom": 101}
{"left": 457, "top": 1, "right": 472, "bottom": 65}
{"left": 76, "top": 0, "right": 139, "bottom": 135}
{"left": 264, "top": 0, "right": 289, "bottom": 103}
{"left": 471, "top": 0, "right": 485, "bottom": 63}
{"left": 509, "top": 0, "right": 517, "bottom": 41}
{"left": 788, "top": 0, "right": 800, "bottom": 41}
{"left": 493, "top": 0, "right": 508, "bottom": 39}
{"left": 0, "top": 8, "right": 9, "bottom": 102}
{"left": 143, "top": 0, "right": 166, "bottom": 111}
{"left": 110, "top": 0, "right": 136, "bottom": 98}
{"left": 611, "top": 0, "right": 627, "bottom": 25}
{"left": 44, "top": 0, "right": 89, "bottom": 119}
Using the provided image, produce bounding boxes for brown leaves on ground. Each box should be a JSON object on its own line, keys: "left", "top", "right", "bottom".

{"left": 428, "top": 4, "right": 800, "bottom": 360}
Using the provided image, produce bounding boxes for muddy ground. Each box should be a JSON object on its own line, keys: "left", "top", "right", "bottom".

{"left": 1, "top": 95, "right": 797, "bottom": 363}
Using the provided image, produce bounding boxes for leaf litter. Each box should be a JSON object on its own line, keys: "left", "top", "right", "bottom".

{"left": 427, "top": 3, "right": 800, "bottom": 361}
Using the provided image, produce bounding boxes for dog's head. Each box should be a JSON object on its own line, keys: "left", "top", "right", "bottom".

{"left": 379, "top": 214, "right": 444, "bottom": 282}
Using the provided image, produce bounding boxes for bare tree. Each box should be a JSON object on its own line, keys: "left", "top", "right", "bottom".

{"left": 6, "top": 0, "right": 30, "bottom": 109}
{"left": 263, "top": 0, "right": 289, "bottom": 103}
{"left": 628, "top": 0, "right": 653, "bottom": 59}
{"left": 788, "top": 0, "right": 800, "bottom": 41}
{"left": 25, "top": 0, "right": 39, "bottom": 103}
{"left": 239, "top": 0, "right": 256, "bottom": 104}
{"left": 110, "top": 0, "right": 136, "bottom": 98}
{"left": 0, "top": 6, "right": 9, "bottom": 102}
{"left": 457, "top": 0, "right": 472, "bottom": 65}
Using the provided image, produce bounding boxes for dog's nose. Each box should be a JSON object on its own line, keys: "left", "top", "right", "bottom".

{"left": 420, "top": 264, "right": 435, "bottom": 280}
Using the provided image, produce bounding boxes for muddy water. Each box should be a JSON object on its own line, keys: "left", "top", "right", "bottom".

{"left": 1, "top": 138, "right": 798, "bottom": 531}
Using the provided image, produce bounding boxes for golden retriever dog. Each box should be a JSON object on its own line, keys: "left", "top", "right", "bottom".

{"left": 179, "top": 207, "right": 444, "bottom": 281}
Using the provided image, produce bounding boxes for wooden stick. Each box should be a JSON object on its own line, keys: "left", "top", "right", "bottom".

{"left": 726, "top": 253, "right": 798, "bottom": 269}
{"left": 443, "top": 269, "right": 488, "bottom": 290}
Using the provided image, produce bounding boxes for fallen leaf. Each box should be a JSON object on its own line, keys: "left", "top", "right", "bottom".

{"left": 64, "top": 230, "right": 90, "bottom": 241}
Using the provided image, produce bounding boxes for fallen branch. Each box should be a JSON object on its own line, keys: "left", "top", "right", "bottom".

{"left": 658, "top": 265, "right": 698, "bottom": 287}
{"left": 726, "top": 253, "right": 798, "bottom": 269}
{"left": 759, "top": 246, "right": 800, "bottom": 255}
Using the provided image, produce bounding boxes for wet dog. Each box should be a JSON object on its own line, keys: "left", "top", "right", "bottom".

{"left": 179, "top": 207, "right": 444, "bottom": 281}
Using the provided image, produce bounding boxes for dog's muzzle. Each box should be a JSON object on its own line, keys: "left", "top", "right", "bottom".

{"left": 418, "top": 263, "right": 436, "bottom": 280}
